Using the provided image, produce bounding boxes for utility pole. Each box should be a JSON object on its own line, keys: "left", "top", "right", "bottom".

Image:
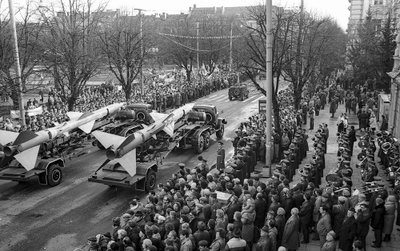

{"left": 295, "top": 0, "right": 304, "bottom": 95}
{"left": 229, "top": 23, "right": 233, "bottom": 72}
{"left": 134, "top": 8, "right": 144, "bottom": 99}
{"left": 265, "top": 0, "right": 273, "bottom": 169}
{"left": 196, "top": 22, "right": 200, "bottom": 71}
{"left": 8, "top": 0, "right": 25, "bottom": 127}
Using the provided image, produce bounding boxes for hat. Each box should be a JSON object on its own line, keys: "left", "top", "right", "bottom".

{"left": 232, "top": 227, "right": 242, "bottom": 238}
{"left": 178, "top": 163, "right": 185, "bottom": 168}
{"left": 327, "top": 230, "right": 336, "bottom": 239}
{"left": 342, "top": 189, "right": 351, "bottom": 197}
{"left": 103, "top": 232, "right": 111, "bottom": 238}
{"left": 261, "top": 225, "right": 269, "bottom": 233}
{"left": 338, "top": 196, "right": 346, "bottom": 202}
{"left": 198, "top": 240, "right": 208, "bottom": 247}
{"left": 376, "top": 197, "right": 384, "bottom": 205}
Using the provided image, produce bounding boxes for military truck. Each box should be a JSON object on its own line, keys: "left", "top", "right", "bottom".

{"left": 88, "top": 103, "right": 173, "bottom": 190}
{"left": 228, "top": 84, "right": 249, "bottom": 101}
{"left": 174, "top": 104, "right": 226, "bottom": 153}
{"left": 0, "top": 118, "right": 111, "bottom": 186}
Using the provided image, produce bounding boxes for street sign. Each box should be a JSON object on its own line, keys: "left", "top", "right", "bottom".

{"left": 259, "top": 99, "right": 266, "bottom": 113}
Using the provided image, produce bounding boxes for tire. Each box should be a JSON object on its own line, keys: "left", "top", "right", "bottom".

{"left": 145, "top": 170, "right": 156, "bottom": 192}
{"left": 194, "top": 135, "right": 205, "bottom": 153}
{"left": 240, "top": 95, "right": 244, "bottom": 101}
{"left": 47, "top": 164, "right": 62, "bottom": 187}
{"left": 229, "top": 96, "right": 233, "bottom": 101}
{"left": 203, "top": 132, "right": 211, "bottom": 149}
{"left": 216, "top": 125, "right": 224, "bottom": 140}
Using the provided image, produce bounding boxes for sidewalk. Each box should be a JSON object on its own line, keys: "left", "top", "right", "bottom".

{"left": 291, "top": 103, "right": 400, "bottom": 251}
{"left": 253, "top": 102, "right": 400, "bottom": 250}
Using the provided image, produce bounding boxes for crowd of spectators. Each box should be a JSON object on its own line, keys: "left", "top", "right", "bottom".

{"left": 80, "top": 79, "right": 399, "bottom": 251}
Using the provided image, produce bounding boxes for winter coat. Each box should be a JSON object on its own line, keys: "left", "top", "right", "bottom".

{"left": 371, "top": 203, "right": 386, "bottom": 230}
{"left": 299, "top": 200, "right": 313, "bottom": 226}
{"left": 252, "top": 235, "right": 272, "bottom": 251}
{"left": 383, "top": 195, "right": 397, "bottom": 234}
{"left": 281, "top": 215, "right": 300, "bottom": 250}
{"left": 339, "top": 216, "right": 357, "bottom": 251}
{"left": 356, "top": 209, "right": 371, "bottom": 237}
{"left": 321, "top": 240, "right": 337, "bottom": 251}
{"left": 317, "top": 213, "right": 332, "bottom": 237}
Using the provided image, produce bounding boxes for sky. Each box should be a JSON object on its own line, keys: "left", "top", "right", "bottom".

{"left": 106, "top": 0, "right": 351, "bottom": 30}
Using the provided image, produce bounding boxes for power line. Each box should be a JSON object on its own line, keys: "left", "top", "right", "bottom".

{"left": 158, "top": 32, "right": 243, "bottom": 40}
{"left": 159, "top": 33, "right": 231, "bottom": 53}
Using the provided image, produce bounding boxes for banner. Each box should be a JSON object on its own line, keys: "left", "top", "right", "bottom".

{"left": 10, "top": 106, "right": 43, "bottom": 119}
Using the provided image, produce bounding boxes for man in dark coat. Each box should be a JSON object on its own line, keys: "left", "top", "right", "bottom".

{"left": 371, "top": 197, "right": 386, "bottom": 248}
{"left": 299, "top": 192, "right": 314, "bottom": 243}
{"left": 339, "top": 208, "right": 357, "bottom": 251}
{"left": 355, "top": 202, "right": 371, "bottom": 250}
{"left": 254, "top": 193, "right": 267, "bottom": 228}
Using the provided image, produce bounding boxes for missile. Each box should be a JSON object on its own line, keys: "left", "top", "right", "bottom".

{"left": 0, "top": 102, "right": 125, "bottom": 171}
{"left": 92, "top": 103, "right": 194, "bottom": 176}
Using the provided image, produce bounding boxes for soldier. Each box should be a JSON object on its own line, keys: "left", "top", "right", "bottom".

{"left": 216, "top": 141, "right": 225, "bottom": 171}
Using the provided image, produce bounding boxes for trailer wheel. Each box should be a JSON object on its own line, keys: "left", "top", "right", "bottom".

{"left": 47, "top": 164, "right": 62, "bottom": 187}
{"left": 194, "top": 135, "right": 205, "bottom": 153}
{"left": 145, "top": 170, "right": 157, "bottom": 192}
{"left": 216, "top": 125, "right": 224, "bottom": 140}
{"left": 203, "top": 132, "right": 211, "bottom": 149}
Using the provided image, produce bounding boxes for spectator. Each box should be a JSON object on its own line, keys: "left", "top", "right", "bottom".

{"left": 281, "top": 207, "right": 300, "bottom": 251}
{"left": 370, "top": 197, "right": 386, "bottom": 248}
{"left": 338, "top": 208, "right": 357, "bottom": 251}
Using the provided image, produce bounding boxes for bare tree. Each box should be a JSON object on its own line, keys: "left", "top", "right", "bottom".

{"left": 99, "top": 12, "right": 142, "bottom": 101}
{"left": 283, "top": 13, "right": 341, "bottom": 109}
{"left": 39, "top": 0, "right": 107, "bottom": 111}
{"left": 0, "top": 0, "right": 43, "bottom": 109}
{"left": 241, "top": 5, "right": 297, "bottom": 135}
{"left": 159, "top": 15, "right": 196, "bottom": 82}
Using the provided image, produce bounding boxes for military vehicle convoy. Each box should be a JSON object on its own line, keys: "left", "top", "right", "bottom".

{"left": 228, "top": 84, "right": 249, "bottom": 101}
{"left": 88, "top": 103, "right": 226, "bottom": 189}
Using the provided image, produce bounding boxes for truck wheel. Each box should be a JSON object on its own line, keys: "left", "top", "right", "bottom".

{"left": 47, "top": 164, "right": 62, "bottom": 187}
{"left": 216, "top": 125, "right": 224, "bottom": 140}
{"left": 203, "top": 132, "right": 211, "bottom": 149}
{"left": 194, "top": 135, "right": 205, "bottom": 153}
{"left": 240, "top": 95, "right": 244, "bottom": 101}
{"left": 229, "top": 96, "right": 232, "bottom": 101}
{"left": 145, "top": 170, "right": 156, "bottom": 192}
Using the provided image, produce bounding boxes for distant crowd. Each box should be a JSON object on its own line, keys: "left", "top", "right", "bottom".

{"left": 1, "top": 70, "right": 236, "bottom": 132}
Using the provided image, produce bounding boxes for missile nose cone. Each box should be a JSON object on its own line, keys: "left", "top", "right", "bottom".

{"left": 106, "top": 149, "right": 117, "bottom": 160}
{"left": 4, "top": 145, "right": 17, "bottom": 156}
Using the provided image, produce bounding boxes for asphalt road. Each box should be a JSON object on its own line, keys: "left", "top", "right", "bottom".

{"left": 0, "top": 85, "right": 264, "bottom": 251}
